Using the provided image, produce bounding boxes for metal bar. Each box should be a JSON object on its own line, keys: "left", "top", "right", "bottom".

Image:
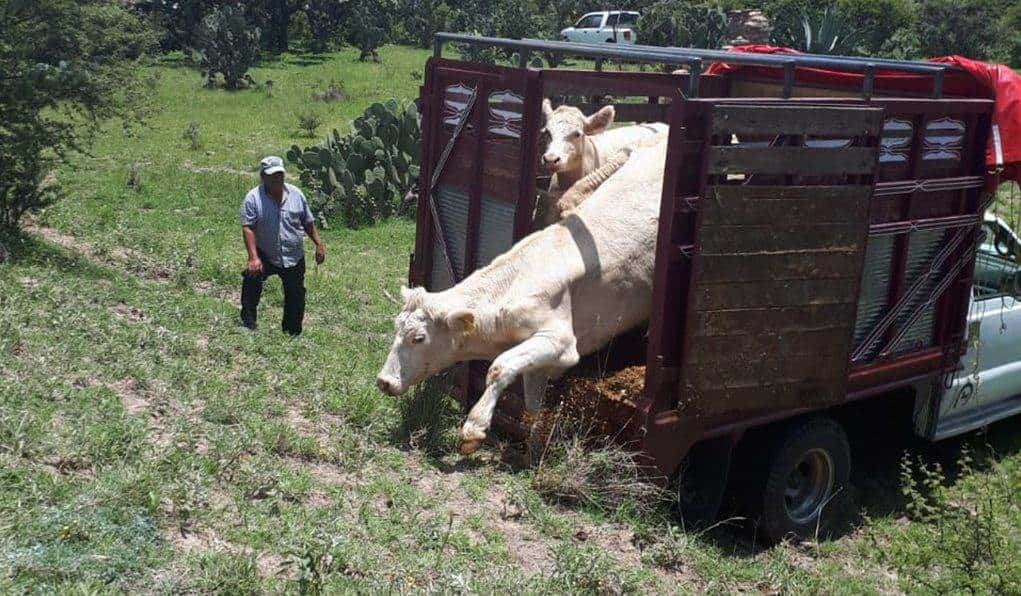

{"left": 873, "top": 176, "right": 984, "bottom": 197}
{"left": 863, "top": 63, "right": 874, "bottom": 100}
{"left": 515, "top": 36, "right": 952, "bottom": 76}
{"left": 867, "top": 213, "right": 981, "bottom": 236}
{"left": 851, "top": 226, "right": 969, "bottom": 363}
{"left": 782, "top": 62, "right": 795, "bottom": 99}
{"left": 518, "top": 50, "right": 530, "bottom": 69}
{"left": 426, "top": 85, "right": 480, "bottom": 286}
{"left": 933, "top": 68, "right": 944, "bottom": 99}
{"left": 687, "top": 58, "right": 702, "bottom": 97}
{"left": 876, "top": 242, "right": 977, "bottom": 360}
{"left": 435, "top": 34, "right": 699, "bottom": 69}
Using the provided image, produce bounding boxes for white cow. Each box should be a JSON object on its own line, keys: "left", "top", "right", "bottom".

{"left": 377, "top": 138, "right": 668, "bottom": 454}
{"left": 536, "top": 99, "right": 667, "bottom": 227}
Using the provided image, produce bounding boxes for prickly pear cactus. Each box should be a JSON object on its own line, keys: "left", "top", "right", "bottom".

{"left": 287, "top": 99, "right": 421, "bottom": 229}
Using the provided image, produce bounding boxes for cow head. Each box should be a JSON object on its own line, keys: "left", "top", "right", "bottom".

{"left": 376, "top": 286, "right": 477, "bottom": 396}
{"left": 540, "top": 99, "right": 615, "bottom": 174}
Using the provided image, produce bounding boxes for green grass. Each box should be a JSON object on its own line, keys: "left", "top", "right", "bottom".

{"left": 2, "top": 44, "right": 1020, "bottom": 592}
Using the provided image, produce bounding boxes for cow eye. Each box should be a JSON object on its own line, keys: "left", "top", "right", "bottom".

{"left": 411, "top": 334, "right": 426, "bottom": 344}
{"left": 570, "top": 130, "right": 582, "bottom": 139}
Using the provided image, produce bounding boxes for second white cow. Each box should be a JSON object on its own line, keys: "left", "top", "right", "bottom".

{"left": 377, "top": 138, "right": 668, "bottom": 454}
{"left": 536, "top": 99, "right": 667, "bottom": 227}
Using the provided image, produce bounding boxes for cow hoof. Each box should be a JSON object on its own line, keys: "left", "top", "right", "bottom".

{"left": 459, "top": 438, "right": 483, "bottom": 455}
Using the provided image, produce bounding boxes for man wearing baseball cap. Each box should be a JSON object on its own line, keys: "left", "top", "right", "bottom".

{"left": 239, "top": 156, "right": 325, "bottom": 336}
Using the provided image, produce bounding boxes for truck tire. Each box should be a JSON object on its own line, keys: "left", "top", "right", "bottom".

{"left": 755, "top": 417, "right": 850, "bottom": 542}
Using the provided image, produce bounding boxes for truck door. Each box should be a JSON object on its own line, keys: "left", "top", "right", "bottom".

{"left": 929, "top": 236, "right": 1021, "bottom": 440}
{"left": 409, "top": 59, "right": 541, "bottom": 292}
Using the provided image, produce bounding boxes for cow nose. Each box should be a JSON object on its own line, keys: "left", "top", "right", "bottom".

{"left": 543, "top": 154, "right": 561, "bottom": 167}
{"left": 376, "top": 376, "right": 396, "bottom": 396}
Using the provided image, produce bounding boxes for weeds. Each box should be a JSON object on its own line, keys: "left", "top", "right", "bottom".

{"left": 183, "top": 121, "right": 201, "bottom": 150}
{"left": 311, "top": 80, "right": 346, "bottom": 103}
{"left": 126, "top": 163, "right": 143, "bottom": 193}
{"left": 531, "top": 412, "right": 670, "bottom": 518}
{"left": 879, "top": 449, "right": 1021, "bottom": 593}
{"left": 394, "top": 371, "right": 458, "bottom": 456}
{"left": 296, "top": 109, "right": 324, "bottom": 138}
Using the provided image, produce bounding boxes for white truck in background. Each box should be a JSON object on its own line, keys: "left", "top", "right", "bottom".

{"left": 559, "top": 11, "right": 640, "bottom": 45}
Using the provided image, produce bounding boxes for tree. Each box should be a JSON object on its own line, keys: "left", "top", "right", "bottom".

{"left": 400, "top": 0, "right": 452, "bottom": 48}
{"left": 253, "top": 0, "right": 302, "bottom": 54}
{"left": 192, "top": 4, "right": 261, "bottom": 89}
{"left": 0, "top": 0, "right": 156, "bottom": 233}
{"left": 346, "top": 0, "right": 395, "bottom": 62}
{"left": 133, "top": 0, "right": 212, "bottom": 52}
{"left": 642, "top": 1, "right": 729, "bottom": 51}
{"left": 915, "top": 0, "right": 1009, "bottom": 61}
{"left": 304, "top": 0, "right": 351, "bottom": 53}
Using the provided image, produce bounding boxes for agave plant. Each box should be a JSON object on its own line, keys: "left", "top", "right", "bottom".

{"left": 795, "top": 6, "right": 862, "bottom": 55}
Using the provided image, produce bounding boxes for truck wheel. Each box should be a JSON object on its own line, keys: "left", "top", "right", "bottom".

{"left": 756, "top": 417, "right": 850, "bottom": 542}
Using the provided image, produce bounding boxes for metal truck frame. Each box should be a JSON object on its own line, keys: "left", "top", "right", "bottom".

{"left": 408, "top": 33, "right": 1003, "bottom": 539}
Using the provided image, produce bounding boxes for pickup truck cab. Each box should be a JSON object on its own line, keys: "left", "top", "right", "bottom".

{"left": 560, "top": 11, "right": 639, "bottom": 45}
{"left": 931, "top": 212, "right": 1021, "bottom": 439}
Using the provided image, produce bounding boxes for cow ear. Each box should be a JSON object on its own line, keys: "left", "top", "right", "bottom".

{"left": 583, "top": 105, "right": 615, "bottom": 135}
{"left": 444, "top": 309, "right": 476, "bottom": 338}
{"left": 541, "top": 98, "right": 554, "bottom": 122}
{"left": 400, "top": 285, "right": 424, "bottom": 308}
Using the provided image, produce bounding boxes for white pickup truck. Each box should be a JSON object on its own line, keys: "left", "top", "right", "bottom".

{"left": 559, "top": 11, "right": 639, "bottom": 45}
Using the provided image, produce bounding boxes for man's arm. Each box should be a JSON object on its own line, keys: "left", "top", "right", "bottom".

{"left": 300, "top": 196, "right": 325, "bottom": 264}
{"left": 304, "top": 221, "right": 326, "bottom": 264}
{"left": 240, "top": 194, "right": 263, "bottom": 275}
{"left": 242, "top": 226, "right": 263, "bottom": 275}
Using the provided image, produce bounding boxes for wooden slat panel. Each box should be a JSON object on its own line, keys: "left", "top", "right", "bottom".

{"left": 708, "top": 146, "right": 877, "bottom": 175}
{"left": 696, "top": 278, "right": 860, "bottom": 310}
{"left": 689, "top": 328, "right": 854, "bottom": 361}
{"left": 686, "top": 384, "right": 838, "bottom": 412}
{"left": 692, "top": 304, "right": 858, "bottom": 337}
{"left": 542, "top": 70, "right": 688, "bottom": 97}
{"left": 700, "top": 185, "right": 870, "bottom": 225}
{"left": 712, "top": 104, "right": 883, "bottom": 136}
{"left": 687, "top": 356, "right": 848, "bottom": 389}
{"left": 699, "top": 223, "right": 864, "bottom": 253}
{"left": 696, "top": 252, "right": 862, "bottom": 283}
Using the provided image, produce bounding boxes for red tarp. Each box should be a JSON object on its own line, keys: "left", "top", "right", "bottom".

{"left": 706, "top": 46, "right": 1021, "bottom": 186}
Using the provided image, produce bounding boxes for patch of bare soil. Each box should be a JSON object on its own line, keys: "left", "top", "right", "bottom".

{"left": 26, "top": 222, "right": 175, "bottom": 282}
{"left": 181, "top": 159, "right": 253, "bottom": 178}
{"left": 111, "top": 377, "right": 201, "bottom": 449}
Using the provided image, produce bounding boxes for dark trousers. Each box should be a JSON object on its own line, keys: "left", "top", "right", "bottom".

{"left": 240, "top": 251, "right": 306, "bottom": 336}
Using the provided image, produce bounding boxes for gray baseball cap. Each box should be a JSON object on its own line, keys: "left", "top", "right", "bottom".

{"left": 260, "top": 155, "right": 286, "bottom": 175}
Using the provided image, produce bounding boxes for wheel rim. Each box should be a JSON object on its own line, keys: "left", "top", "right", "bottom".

{"left": 783, "top": 448, "right": 834, "bottom": 525}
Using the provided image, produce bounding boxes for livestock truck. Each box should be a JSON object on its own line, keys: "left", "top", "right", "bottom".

{"left": 407, "top": 34, "right": 1021, "bottom": 541}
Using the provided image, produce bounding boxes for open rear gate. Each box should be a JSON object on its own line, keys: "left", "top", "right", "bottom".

{"left": 641, "top": 96, "right": 992, "bottom": 475}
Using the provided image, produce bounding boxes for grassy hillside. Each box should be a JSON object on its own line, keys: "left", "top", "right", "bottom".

{"left": 1, "top": 45, "right": 1018, "bottom": 593}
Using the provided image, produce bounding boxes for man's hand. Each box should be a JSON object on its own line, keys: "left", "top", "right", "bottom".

{"left": 315, "top": 243, "right": 326, "bottom": 265}
{"left": 246, "top": 256, "right": 264, "bottom": 276}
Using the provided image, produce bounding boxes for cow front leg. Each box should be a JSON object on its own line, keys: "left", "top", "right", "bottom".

{"left": 459, "top": 331, "right": 578, "bottom": 455}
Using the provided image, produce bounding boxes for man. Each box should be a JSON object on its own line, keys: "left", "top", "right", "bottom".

{"left": 240, "top": 156, "right": 325, "bottom": 336}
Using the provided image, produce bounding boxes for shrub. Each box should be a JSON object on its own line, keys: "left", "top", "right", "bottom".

{"left": 345, "top": 0, "right": 395, "bottom": 62}
{"left": 191, "top": 4, "right": 261, "bottom": 90}
{"left": 642, "top": 2, "right": 729, "bottom": 50}
{"left": 880, "top": 452, "right": 1021, "bottom": 593}
{"left": 915, "top": 0, "right": 1009, "bottom": 61}
{"left": 296, "top": 109, "right": 324, "bottom": 138}
{"left": 183, "top": 121, "right": 200, "bottom": 150}
{"left": 310, "top": 80, "right": 345, "bottom": 103}
{"left": 0, "top": 0, "right": 156, "bottom": 232}
{"left": 763, "top": 0, "right": 913, "bottom": 55}
{"left": 287, "top": 100, "right": 421, "bottom": 229}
